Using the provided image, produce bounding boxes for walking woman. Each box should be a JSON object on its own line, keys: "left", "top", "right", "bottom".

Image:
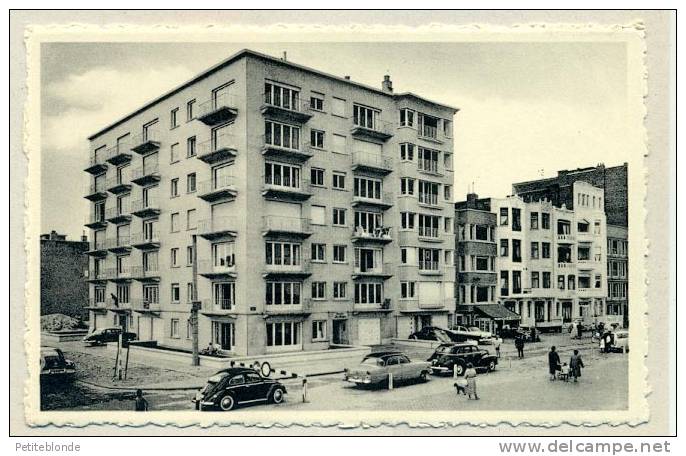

{"left": 569, "top": 349, "right": 585, "bottom": 382}
{"left": 464, "top": 363, "right": 479, "bottom": 400}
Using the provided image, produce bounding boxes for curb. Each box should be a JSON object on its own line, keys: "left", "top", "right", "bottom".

{"left": 76, "top": 379, "right": 203, "bottom": 392}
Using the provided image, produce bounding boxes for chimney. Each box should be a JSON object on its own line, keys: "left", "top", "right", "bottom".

{"left": 344, "top": 75, "right": 351, "bottom": 80}
{"left": 466, "top": 192, "right": 478, "bottom": 208}
{"left": 382, "top": 74, "right": 393, "bottom": 93}
{"left": 81, "top": 230, "right": 88, "bottom": 243}
{"left": 282, "top": 51, "right": 287, "bottom": 61}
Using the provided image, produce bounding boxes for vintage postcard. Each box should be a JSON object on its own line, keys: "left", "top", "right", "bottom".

{"left": 15, "top": 15, "right": 660, "bottom": 431}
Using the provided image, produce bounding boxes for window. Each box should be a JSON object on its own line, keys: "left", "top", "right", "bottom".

{"left": 418, "top": 214, "right": 440, "bottom": 238}
{"left": 475, "top": 256, "right": 489, "bottom": 271}
{"left": 500, "top": 271, "right": 509, "bottom": 296}
{"left": 171, "top": 213, "right": 180, "bottom": 232}
{"left": 400, "top": 143, "right": 415, "bottom": 161}
{"left": 354, "top": 210, "right": 383, "bottom": 234}
{"left": 500, "top": 208, "right": 509, "bottom": 225}
{"left": 400, "top": 281, "right": 416, "bottom": 299}
{"left": 332, "top": 172, "right": 346, "bottom": 190}
{"left": 265, "top": 242, "right": 301, "bottom": 266}
{"left": 116, "top": 283, "right": 129, "bottom": 304}
{"left": 333, "top": 208, "right": 346, "bottom": 226}
{"left": 170, "top": 248, "right": 179, "bottom": 267}
{"left": 418, "top": 248, "right": 440, "bottom": 271}
{"left": 558, "top": 275, "right": 566, "bottom": 290}
{"left": 186, "top": 246, "right": 194, "bottom": 266}
{"left": 92, "top": 285, "right": 105, "bottom": 304}
{"left": 570, "top": 275, "right": 579, "bottom": 290}
{"left": 265, "top": 120, "right": 301, "bottom": 150}
{"left": 213, "top": 242, "right": 235, "bottom": 268}
{"left": 170, "top": 319, "right": 180, "bottom": 338}
{"left": 264, "top": 162, "right": 301, "bottom": 189}
{"left": 531, "top": 272, "right": 540, "bottom": 289}
{"left": 512, "top": 239, "right": 522, "bottom": 262}
{"left": 542, "top": 213, "right": 550, "bottom": 229}
{"left": 266, "top": 321, "right": 301, "bottom": 347}
{"left": 512, "top": 208, "right": 521, "bottom": 231}
{"left": 187, "top": 136, "right": 196, "bottom": 157}
{"left": 418, "top": 180, "right": 439, "bottom": 206}
{"left": 310, "top": 130, "right": 324, "bottom": 149}
{"left": 418, "top": 113, "right": 439, "bottom": 139}
{"left": 312, "top": 321, "right": 327, "bottom": 341}
{"left": 170, "top": 108, "right": 179, "bottom": 129}
{"left": 595, "top": 274, "right": 602, "bottom": 288}
{"left": 578, "top": 221, "right": 589, "bottom": 233}
{"left": 310, "top": 94, "right": 324, "bottom": 111}
{"left": 332, "top": 134, "right": 346, "bottom": 154}
{"left": 530, "top": 212, "right": 539, "bottom": 230}
{"left": 311, "top": 168, "right": 325, "bottom": 187}
{"left": 186, "top": 209, "right": 197, "bottom": 230}
{"left": 311, "top": 282, "right": 326, "bottom": 300}
{"left": 444, "top": 153, "right": 453, "bottom": 170}
{"left": 354, "top": 282, "right": 383, "bottom": 304}
{"left": 594, "top": 221, "right": 601, "bottom": 235}
{"left": 353, "top": 104, "right": 378, "bottom": 129}
{"left": 187, "top": 173, "right": 196, "bottom": 193}
{"left": 310, "top": 205, "right": 326, "bottom": 225}
{"left": 333, "top": 282, "right": 347, "bottom": 299}
{"left": 500, "top": 239, "right": 509, "bottom": 257}
{"left": 444, "top": 184, "right": 453, "bottom": 201}
{"left": 265, "top": 82, "right": 301, "bottom": 110}
{"left": 400, "top": 178, "right": 415, "bottom": 196}
{"left": 443, "top": 119, "right": 453, "bottom": 137}
{"left": 186, "top": 99, "right": 195, "bottom": 121}
{"left": 512, "top": 271, "right": 522, "bottom": 294}
{"left": 171, "top": 283, "right": 180, "bottom": 303}
{"left": 142, "top": 185, "right": 157, "bottom": 209}
{"left": 543, "top": 272, "right": 551, "bottom": 288}
{"left": 475, "top": 225, "right": 489, "bottom": 241}
{"left": 399, "top": 108, "right": 415, "bottom": 127}
{"left": 116, "top": 255, "right": 130, "bottom": 276}
{"left": 170, "top": 178, "right": 179, "bottom": 197}
{"left": 401, "top": 212, "right": 415, "bottom": 230}
{"left": 542, "top": 242, "right": 551, "bottom": 259}
{"left": 418, "top": 147, "right": 440, "bottom": 173}
{"left": 578, "top": 246, "right": 591, "bottom": 261}
{"left": 333, "top": 245, "right": 347, "bottom": 263}
{"left": 311, "top": 243, "right": 326, "bottom": 262}
{"left": 354, "top": 177, "right": 382, "bottom": 200}
{"left": 170, "top": 142, "right": 180, "bottom": 163}
{"left": 332, "top": 97, "right": 346, "bottom": 117}
{"left": 265, "top": 281, "right": 302, "bottom": 306}
{"left": 531, "top": 242, "right": 539, "bottom": 259}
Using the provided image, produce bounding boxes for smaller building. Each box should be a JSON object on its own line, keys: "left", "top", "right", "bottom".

{"left": 40, "top": 231, "right": 90, "bottom": 318}
{"left": 606, "top": 224, "right": 629, "bottom": 327}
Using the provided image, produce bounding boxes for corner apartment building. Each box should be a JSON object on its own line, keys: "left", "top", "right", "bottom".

{"left": 454, "top": 181, "right": 608, "bottom": 332}
{"left": 41, "top": 231, "right": 89, "bottom": 318}
{"left": 83, "top": 49, "right": 457, "bottom": 356}
{"left": 606, "top": 224, "right": 628, "bottom": 327}
{"left": 512, "top": 163, "right": 629, "bottom": 326}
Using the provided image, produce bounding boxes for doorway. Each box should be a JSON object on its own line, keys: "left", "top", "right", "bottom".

{"left": 332, "top": 320, "right": 348, "bottom": 345}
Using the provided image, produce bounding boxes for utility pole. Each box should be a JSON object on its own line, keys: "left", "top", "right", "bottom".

{"left": 191, "top": 234, "right": 200, "bottom": 366}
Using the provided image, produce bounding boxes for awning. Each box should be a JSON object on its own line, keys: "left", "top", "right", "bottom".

{"left": 470, "top": 304, "right": 521, "bottom": 321}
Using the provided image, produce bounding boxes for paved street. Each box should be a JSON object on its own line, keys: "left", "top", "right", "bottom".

{"left": 42, "top": 337, "right": 627, "bottom": 412}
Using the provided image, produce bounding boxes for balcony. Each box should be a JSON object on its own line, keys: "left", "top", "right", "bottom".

{"left": 130, "top": 163, "right": 160, "bottom": 186}
{"left": 130, "top": 199, "right": 160, "bottom": 218}
{"left": 418, "top": 227, "right": 443, "bottom": 243}
{"left": 261, "top": 93, "right": 313, "bottom": 124}
{"left": 262, "top": 136, "right": 313, "bottom": 162}
{"left": 85, "top": 299, "right": 108, "bottom": 313}
{"left": 106, "top": 176, "right": 132, "bottom": 195}
{"left": 86, "top": 239, "right": 108, "bottom": 256}
{"left": 87, "top": 269, "right": 108, "bottom": 282}
{"left": 350, "top": 118, "right": 394, "bottom": 141}
{"left": 351, "top": 227, "right": 393, "bottom": 244}
{"left": 130, "top": 232, "right": 160, "bottom": 250}
{"left": 418, "top": 194, "right": 442, "bottom": 209}
{"left": 106, "top": 144, "right": 132, "bottom": 165}
{"left": 351, "top": 192, "right": 394, "bottom": 209}
{"left": 418, "top": 124, "right": 443, "bottom": 144}
{"left": 351, "top": 151, "right": 393, "bottom": 175}
{"left": 130, "top": 265, "right": 160, "bottom": 282}
{"left": 418, "top": 260, "right": 442, "bottom": 276}
{"left": 262, "top": 216, "right": 311, "bottom": 238}
{"left": 84, "top": 152, "right": 108, "bottom": 175}
{"left": 197, "top": 216, "right": 238, "bottom": 240}
{"left": 106, "top": 236, "right": 131, "bottom": 253}
{"left": 84, "top": 183, "right": 108, "bottom": 202}
{"left": 105, "top": 206, "right": 132, "bottom": 224}
{"left": 106, "top": 267, "right": 132, "bottom": 282}
{"left": 197, "top": 176, "right": 238, "bottom": 202}
{"left": 264, "top": 298, "right": 313, "bottom": 316}
{"left": 200, "top": 299, "right": 237, "bottom": 317}
{"left": 105, "top": 297, "right": 132, "bottom": 312}
{"left": 417, "top": 161, "right": 444, "bottom": 177}
{"left": 196, "top": 134, "right": 238, "bottom": 164}
{"left": 196, "top": 93, "right": 239, "bottom": 126}
{"left": 131, "top": 299, "right": 161, "bottom": 314}
{"left": 352, "top": 262, "right": 393, "bottom": 279}
{"left": 84, "top": 214, "right": 107, "bottom": 230}
{"left": 130, "top": 130, "right": 161, "bottom": 155}
{"left": 557, "top": 233, "right": 575, "bottom": 243}
{"left": 352, "top": 299, "right": 393, "bottom": 313}
{"left": 263, "top": 259, "right": 311, "bottom": 279}
{"left": 261, "top": 178, "right": 312, "bottom": 202}
{"left": 198, "top": 260, "right": 237, "bottom": 279}
{"left": 557, "top": 262, "right": 576, "bottom": 271}
{"left": 397, "top": 297, "right": 453, "bottom": 313}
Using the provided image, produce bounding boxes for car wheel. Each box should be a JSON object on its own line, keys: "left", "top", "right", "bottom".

{"left": 410, "top": 335, "right": 418, "bottom": 340}
{"left": 488, "top": 360, "right": 496, "bottom": 372}
{"left": 219, "top": 394, "right": 236, "bottom": 411}
{"left": 419, "top": 371, "right": 428, "bottom": 382}
{"left": 454, "top": 363, "right": 465, "bottom": 376}
{"left": 270, "top": 387, "right": 285, "bottom": 404}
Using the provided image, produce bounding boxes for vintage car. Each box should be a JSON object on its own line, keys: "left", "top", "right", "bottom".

{"left": 427, "top": 343, "right": 498, "bottom": 376}
{"left": 613, "top": 330, "right": 629, "bottom": 352}
{"left": 40, "top": 347, "right": 76, "bottom": 383}
{"left": 451, "top": 325, "right": 493, "bottom": 339}
{"left": 83, "top": 327, "right": 137, "bottom": 346}
{"left": 344, "top": 351, "right": 432, "bottom": 386}
{"left": 193, "top": 367, "right": 287, "bottom": 411}
{"left": 408, "top": 326, "right": 461, "bottom": 342}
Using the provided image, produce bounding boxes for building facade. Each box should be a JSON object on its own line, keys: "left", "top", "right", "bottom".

{"left": 454, "top": 181, "right": 608, "bottom": 332}
{"left": 41, "top": 231, "right": 89, "bottom": 318}
{"left": 606, "top": 224, "right": 628, "bottom": 327}
{"left": 83, "top": 49, "right": 457, "bottom": 355}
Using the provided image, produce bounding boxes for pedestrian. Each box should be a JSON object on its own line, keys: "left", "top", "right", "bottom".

{"left": 577, "top": 322, "right": 583, "bottom": 339}
{"left": 134, "top": 389, "right": 149, "bottom": 411}
{"left": 569, "top": 322, "right": 576, "bottom": 340}
{"left": 569, "top": 349, "right": 585, "bottom": 382}
{"left": 548, "top": 346, "right": 561, "bottom": 381}
{"left": 464, "top": 363, "right": 479, "bottom": 400}
{"left": 515, "top": 335, "right": 525, "bottom": 359}
{"left": 494, "top": 338, "right": 501, "bottom": 358}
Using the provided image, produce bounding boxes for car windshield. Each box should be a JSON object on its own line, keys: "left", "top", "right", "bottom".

{"left": 435, "top": 345, "right": 452, "bottom": 353}
{"left": 616, "top": 333, "right": 628, "bottom": 339}
{"left": 468, "top": 327, "right": 481, "bottom": 332}
{"left": 434, "top": 330, "right": 452, "bottom": 342}
{"left": 361, "top": 357, "right": 385, "bottom": 366}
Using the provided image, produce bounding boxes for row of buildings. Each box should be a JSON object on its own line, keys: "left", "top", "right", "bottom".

{"left": 78, "top": 49, "right": 628, "bottom": 356}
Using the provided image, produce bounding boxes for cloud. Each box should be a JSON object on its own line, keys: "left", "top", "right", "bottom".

{"left": 43, "top": 64, "right": 195, "bottom": 154}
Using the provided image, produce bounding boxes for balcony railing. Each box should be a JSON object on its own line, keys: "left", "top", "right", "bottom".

{"left": 131, "top": 299, "right": 161, "bottom": 313}
{"left": 130, "top": 265, "right": 160, "bottom": 281}
{"left": 198, "top": 259, "right": 237, "bottom": 278}
{"left": 418, "top": 124, "right": 440, "bottom": 141}
{"left": 262, "top": 216, "right": 311, "bottom": 236}
{"left": 351, "top": 191, "right": 394, "bottom": 209}
{"left": 397, "top": 297, "right": 453, "bottom": 312}
{"left": 353, "top": 298, "right": 392, "bottom": 312}
{"left": 130, "top": 129, "right": 161, "bottom": 154}
{"left": 350, "top": 118, "right": 394, "bottom": 141}
{"left": 105, "top": 267, "right": 131, "bottom": 281}
{"left": 201, "top": 299, "right": 235, "bottom": 314}
{"left": 351, "top": 151, "right": 393, "bottom": 174}
{"left": 87, "top": 269, "right": 108, "bottom": 281}
{"left": 418, "top": 193, "right": 440, "bottom": 207}
{"left": 196, "top": 134, "right": 238, "bottom": 164}
{"left": 265, "top": 297, "right": 312, "bottom": 314}
{"left": 105, "top": 205, "right": 131, "bottom": 223}
{"left": 262, "top": 177, "right": 312, "bottom": 201}
{"left": 84, "top": 152, "right": 108, "bottom": 174}
{"left": 106, "top": 143, "right": 132, "bottom": 165}
{"left": 263, "top": 259, "right": 311, "bottom": 276}
{"left": 557, "top": 233, "right": 575, "bottom": 243}
{"left": 87, "top": 239, "right": 108, "bottom": 253}
{"left": 418, "top": 226, "right": 440, "bottom": 239}
{"left": 84, "top": 214, "right": 107, "bottom": 229}
{"left": 417, "top": 160, "right": 442, "bottom": 175}
{"left": 557, "top": 262, "right": 576, "bottom": 269}
{"left": 197, "top": 216, "right": 238, "bottom": 239}
{"left": 351, "top": 226, "right": 393, "bottom": 243}
{"left": 196, "top": 93, "right": 239, "bottom": 126}
{"left": 130, "top": 231, "right": 160, "bottom": 248}
{"left": 197, "top": 175, "right": 238, "bottom": 202}
{"left": 130, "top": 199, "right": 160, "bottom": 218}
{"left": 86, "top": 298, "right": 108, "bottom": 311}
{"left": 261, "top": 93, "right": 313, "bottom": 123}
{"left": 352, "top": 261, "right": 393, "bottom": 278}
{"left": 84, "top": 182, "right": 108, "bottom": 201}
{"left": 418, "top": 260, "right": 441, "bottom": 274}
{"left": 106, "top": 176, "right": 132, "bottom": 194}
{"left": 262, "top": 135, "right": 313, "bottom": 161}
{"left": 106, "top": 236, "right": 131, "bottom": 252}
{"left": 131, "top": 163, "right": 160, "bottom": 186}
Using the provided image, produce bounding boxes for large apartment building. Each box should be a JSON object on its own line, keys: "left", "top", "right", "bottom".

{"left": 83, "top": 49, "right": 457, "bottom": 356}
{"left": 454, "top": 181, "right": 608, "bottom": 332}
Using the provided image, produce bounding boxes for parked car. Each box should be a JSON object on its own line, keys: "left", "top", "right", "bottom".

{"left": 408, "top": 326, "right": 460, "bottom": 342}
{"left": 498, "top": 325, "right": 523, "bottom": 339}
{"left": 83, "top": 327, "right": 137, "bottom": 346}
{"left": 344, "top": 351, "right": 431, "bottom": 386}
{"left": 193, "top": 367, "right": 287, "bottom": 411}
{"left": 608, "top": 329, "right": 629, "bottom": 353}
{"left": 40, "top": 347, "right": 75, "bottom": 383}
{"left": 517, "top": 326, "right": 541, "bottom": 342}
{"left": 451, "top": 325, "right": 493, "bottom": 339}
{"left": 427, "top": 343, "right": 498, "bottom": 376}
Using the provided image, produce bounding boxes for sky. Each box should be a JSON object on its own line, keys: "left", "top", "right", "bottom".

{"left": 40, "top": 41, "right": 629, "bottom": 240}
